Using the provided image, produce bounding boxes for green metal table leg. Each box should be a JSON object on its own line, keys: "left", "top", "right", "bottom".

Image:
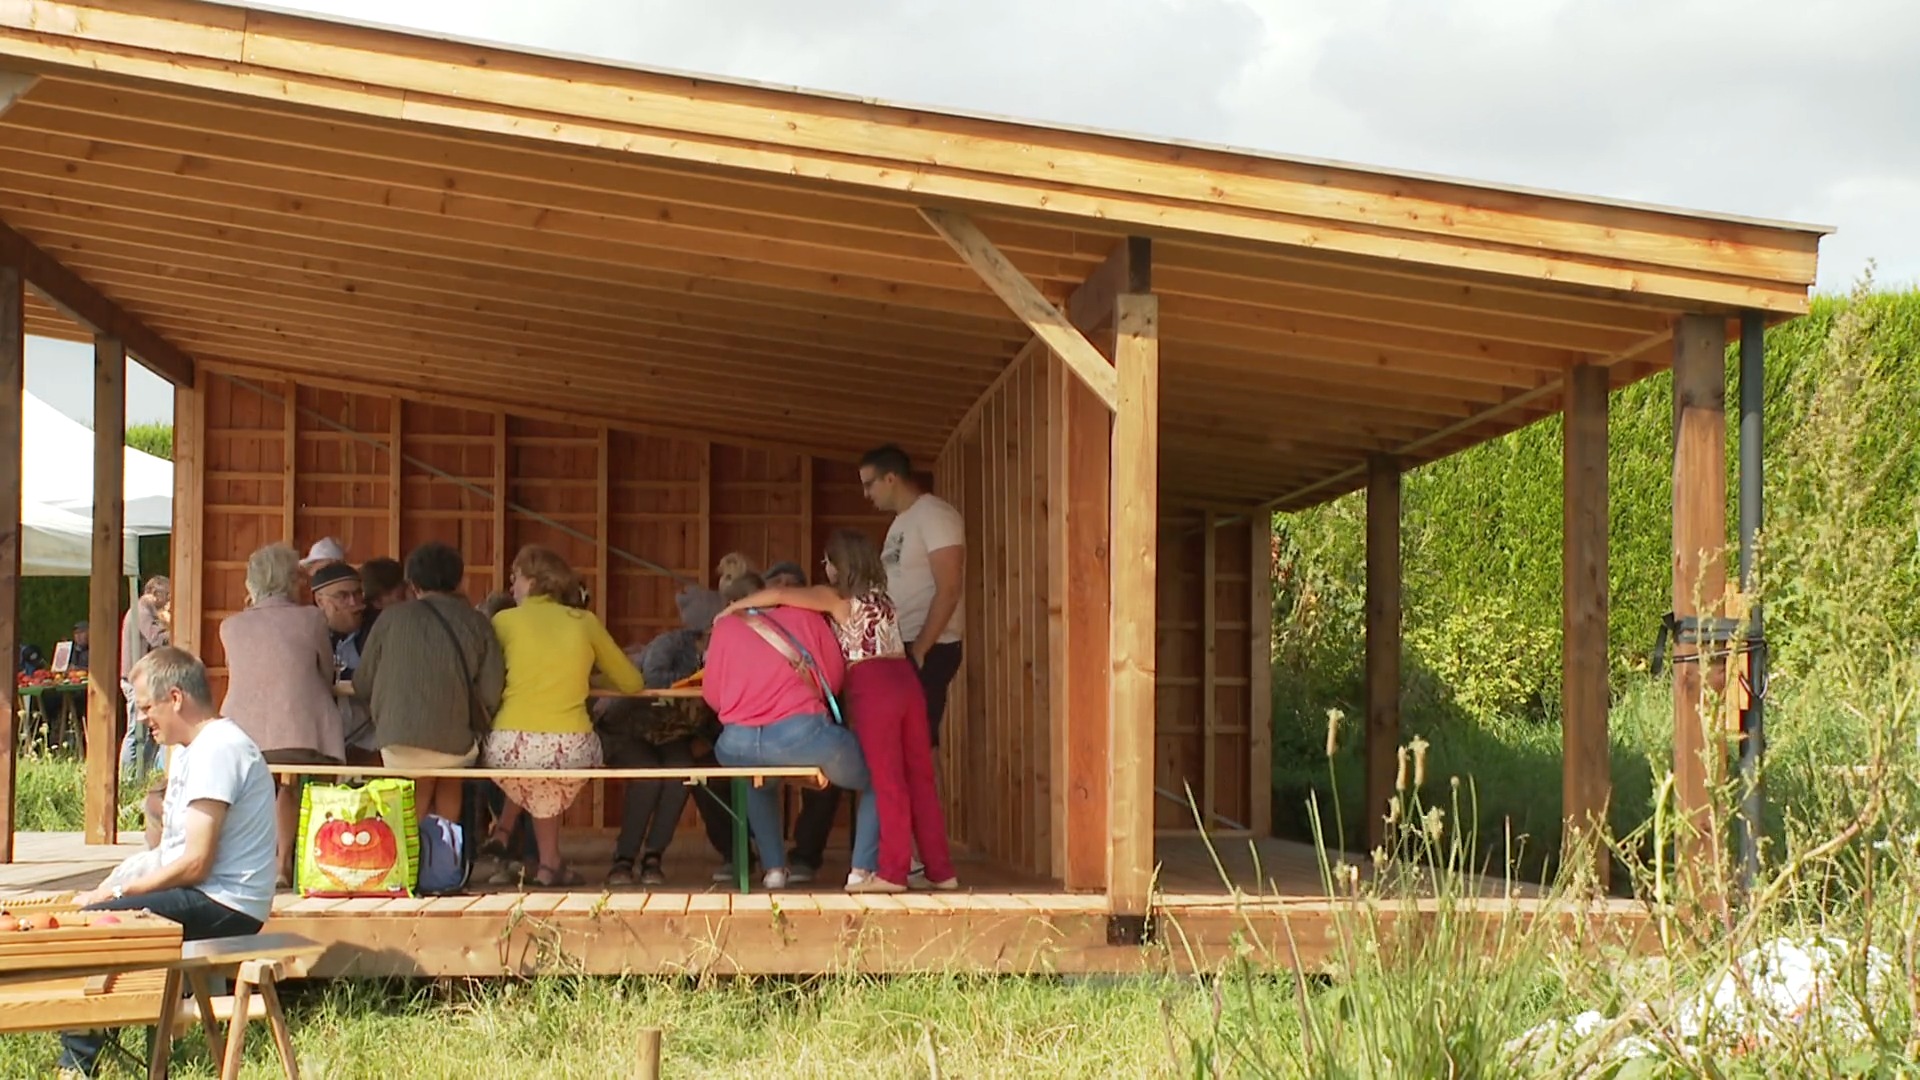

{"left": 732, "top": 777, "right": 751, "bottom": 894}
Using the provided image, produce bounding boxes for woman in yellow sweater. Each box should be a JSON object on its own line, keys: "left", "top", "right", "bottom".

{"left": 484, "top": 545, "right": 644, "bottom": 887}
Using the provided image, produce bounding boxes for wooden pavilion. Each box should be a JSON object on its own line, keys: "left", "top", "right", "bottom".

{"left": 0, "top": 1, "right": 1823, "bottom": 975}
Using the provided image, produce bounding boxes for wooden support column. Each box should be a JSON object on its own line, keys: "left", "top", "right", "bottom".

{"left": 1364, "top": 454, "right": 1401, "bottom": 851}
{"left": 1672, "top": 314, "right": 1729, "bottom": 899}
{"left": 85, "top": 335, "right": 125, "bottom": 845}
{"left": 1562, "top": 364, "right": 1610, "bottom": 888}
{"left": 798, "top": 455, "right": 814, "bottom": 577}
{"left": 386, "top": 398, "right": 403, "bottom": 558}
{"left": 1048, "top": 352, "right": 1111, "bottom": 890}
{"left": 594, "top": 426, "right": 609, "bottom": 620}
{"left": 1201, "top": 512, "right": 1219, "bottom": 828}
{"left": 170, "top": 371, "right": 204, "bottom": 659}
{"left": 697, "top": 442, "right": 713, "bottom": 584}
{"left": 0, "top": 264, "right": 22, "bottom": 862}
{"left": 1248, "top": 513, "right": 1274, "bottom": 837}
{"left": 1106, "top": 291, "right": 1158, "bottom": 941}
{"left": 279, "top": 381, "right": 296, "bottom": 543}
{"left": 491, "top": 412, "right": 509, "bottom": 589}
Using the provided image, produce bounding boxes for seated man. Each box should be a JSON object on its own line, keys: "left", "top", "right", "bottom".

{"left": 57, "top": 646, "right": 277, "bottom": 1077}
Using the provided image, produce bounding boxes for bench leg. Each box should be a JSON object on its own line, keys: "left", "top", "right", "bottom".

{"left": 258, "top": 976, "right": 300, "bottom": 1079}
{"left": 732, "top": 778, "right": 750, "bottom": 895}
{"left": 219, "top": 974, "right": 254, "bottom": 1080}
{"left": 187, "top": 970, "right": 228, "bottom": 1067}
{"left": 146, "top": 969, "right": 183, "bottom": 1080}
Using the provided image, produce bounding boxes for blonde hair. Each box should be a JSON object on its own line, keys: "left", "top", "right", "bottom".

{"left": 511, "top": 545, "right": 580, "bottom": 601}
{"left": 245, "top": 543, "right": 301, "bottom": 605}
{"left": 716, "top": 551, "right": 756, "bottom": 592}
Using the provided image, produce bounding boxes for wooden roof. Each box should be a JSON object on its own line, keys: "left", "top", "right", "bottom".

{"left": 0, "top": 0, "right": 1826, "bottom": 509}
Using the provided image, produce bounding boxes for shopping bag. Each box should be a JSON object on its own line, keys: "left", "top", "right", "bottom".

{"left": 296, "top": 778, "right": 419, "bottom": 898}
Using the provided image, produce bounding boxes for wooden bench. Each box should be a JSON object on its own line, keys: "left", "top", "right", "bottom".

{"left": 0, "top": 929, "right": 323, "bottom": 1079}
{"left": 268, "top": 764, "right": 829, "bottom": 892}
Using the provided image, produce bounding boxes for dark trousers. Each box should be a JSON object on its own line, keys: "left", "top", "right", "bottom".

{"left": 790, "top": 640, "right": 963, "bottom": 870}
{"left": 58, "top": 888, "right": 263, "bottom": 1076}
{"left": 688, "top": 745, "right": 745, "bottom": 863}
{"left": 611, "top": 739, "right": 696, "bottom": 862}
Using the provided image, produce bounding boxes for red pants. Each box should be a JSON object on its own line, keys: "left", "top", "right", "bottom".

{"left": 845, "top": 657, "right": 954, "bottom": 884}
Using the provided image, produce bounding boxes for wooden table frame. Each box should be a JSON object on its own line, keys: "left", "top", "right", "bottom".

{"left": 269, "top": 764, "right": 828, "bottom": 894}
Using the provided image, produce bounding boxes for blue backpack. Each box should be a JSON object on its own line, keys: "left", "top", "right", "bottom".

{"left": 416, "top": 813, "right": 469, "bottom": 895}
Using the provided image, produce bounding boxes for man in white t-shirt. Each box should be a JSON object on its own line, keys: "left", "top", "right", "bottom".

{"left": 59, "top": 646, "right": 276, "bottom": 1077}
{"left": 859, "top": 444, "right": 966, "bottom": 747}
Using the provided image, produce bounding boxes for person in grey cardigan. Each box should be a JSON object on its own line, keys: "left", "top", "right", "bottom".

{"left": 353, "top": 541, "right": 505, "bottom": 822}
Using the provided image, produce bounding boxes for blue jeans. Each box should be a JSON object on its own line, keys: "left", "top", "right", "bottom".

{"left": 58, "top": 888, "right": 263, "bottom": 1075}
{"left": 714, "top": 712, "right": 878, "bottom": 873}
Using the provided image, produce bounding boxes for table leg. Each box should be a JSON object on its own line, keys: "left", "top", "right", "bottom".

{"left": 187, "top": 970, "right": 227, "bottom": 1066}
{"left": 257, "top": 971, "right": 301, "bottom": 1079}
{"left": 220, "top": 972, "right": 255, "bottom": 1080}
{"left": 731, "top": 778, "right": 750, "bottom": 895}
{"left": 146, "top": 968, "right": 183, "bottom": 1080}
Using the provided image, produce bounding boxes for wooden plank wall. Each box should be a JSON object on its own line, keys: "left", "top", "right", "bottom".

{"left": 191, "top": 372, "right": 886, "bottom": 831}
{"left": 1156, "top": 511, "right": 1259, "bottom": 834}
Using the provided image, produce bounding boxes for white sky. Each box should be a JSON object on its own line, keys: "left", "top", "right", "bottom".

{"left": 25, "top": 0, "right": 1918, "bottom": 426}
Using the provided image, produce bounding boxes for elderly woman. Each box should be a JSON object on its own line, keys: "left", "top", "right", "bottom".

{"left": 354, "top": 541, "right": 504, "bottom": 822}
{"left": 219, "top": 542, "right": 343, "bottom": 886}
{"left": 483, "top": 545, "right": 644, "bottom": 888}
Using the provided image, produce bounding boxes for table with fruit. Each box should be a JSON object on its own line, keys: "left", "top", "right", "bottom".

{"left": 14, "top": 668, "right": 90, "bottom": 751}
{"left": 0, "top": 894, "right": 183, "bottom": 981}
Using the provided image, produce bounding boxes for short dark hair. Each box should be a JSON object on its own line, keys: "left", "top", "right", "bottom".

{"left": 360, "top": 556, "right": 405, "bottom": 598}
{"left": 405, "top": 542, "right": 465, "bottom": 594}
{"left": 859, "top": 444, "right": 913, "bottom": 479}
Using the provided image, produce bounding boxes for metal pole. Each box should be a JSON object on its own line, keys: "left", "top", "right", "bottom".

{"left": 1736, "top": 311, "right": 1767, "bottom": 894}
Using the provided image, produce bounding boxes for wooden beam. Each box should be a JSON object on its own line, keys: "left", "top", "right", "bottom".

{"left": 1066, "top": 237, "right": 1152, "bottom": 335}
{"left": 919, "top": 208, "right": 1118, "bottom": 411}
{"left": 1106, "top": 292, "right": 1158, "bottom": 935}
{"left": 1672, "top": 314, "right": 1728, "bottom": 903}
{"left": 491, "top": 412, "right": 509, "bottom": 593}
{"left": 386, "top": 397, "right": 403, "bottom": 558}
{"left": 170, "top": 369, "right": 204, "bottom": 658}
{"left": 1562, "top": 363, "right": 1610, "bottom": 889}
{"left": 594, "top": 426, "right": 609, "bottom": 621}
{"left": 697, "top": 441, "right": 712, "bottom": 586}
{"left": 1248, "top": 513, "right": 1274, "bottom": 837}
{"left": 0, "top": 263, "right": 21, "bottom": 862}
{"left": 279, "top": 380, "right": 296, "bottom": 543}
{"left": 85, "top": 334, "right": 124, "bottom": 845}
{"left": 1202, "top": 512, "right": 1219, "bottom": 830}
{"left": 0, "top": 220, "right": 193, "bottom": 385}
{"left": 1364, "top": 454, "right": 1402, "bottom": 852}
{"left": 0, "top": 70, "right": 33, "bottom": 117}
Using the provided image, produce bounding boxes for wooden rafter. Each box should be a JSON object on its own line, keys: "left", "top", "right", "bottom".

{"left": 0, "top": 219, "right": 193, "bottom": 384}
{"left": 920, "top": 207, "right": 1119, "bottom": 411}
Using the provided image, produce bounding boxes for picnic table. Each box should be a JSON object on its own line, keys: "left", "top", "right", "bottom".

{"left": 270, "top": 763, "right": 824, "bottom": 893}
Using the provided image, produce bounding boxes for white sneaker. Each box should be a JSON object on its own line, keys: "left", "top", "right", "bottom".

{"left": 762, "top": 868, "right": 790, "bottom": 890}
{"left": 845, "top": 868, "right": 873, "bottom": 887}
{"left": 847, "top": 874, "right": 906, "bottom": 894}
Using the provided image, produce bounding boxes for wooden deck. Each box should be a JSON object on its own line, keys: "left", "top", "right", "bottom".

{"left": 0, "top": 831, "right": 1648, "bottom": 977}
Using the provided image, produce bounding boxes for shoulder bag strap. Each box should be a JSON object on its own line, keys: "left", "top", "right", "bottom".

{"left": 740, "top": 610, "right": 845, "bottom": 725}
{"left": 421, "top": 598, "right": 491, "bottom": 734}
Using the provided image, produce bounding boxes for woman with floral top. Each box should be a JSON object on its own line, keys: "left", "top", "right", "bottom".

{"left": 720, "top": 528, "right": 956, "bottom": 892}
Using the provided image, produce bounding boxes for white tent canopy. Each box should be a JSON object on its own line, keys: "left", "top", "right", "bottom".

{"left": 21, "top": 391, "right": 173, "bottom": 537}
{"left": 22, "top": 497, "right": 138, "bottom": 577}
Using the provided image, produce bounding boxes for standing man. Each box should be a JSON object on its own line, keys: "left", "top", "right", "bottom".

{"left": 120, "top": 576, "right": 172, "bottom": 778}
{"left": 859, "top": 445, "right": 965, "bottom": 744}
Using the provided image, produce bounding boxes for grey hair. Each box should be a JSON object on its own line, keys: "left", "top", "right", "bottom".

{"left": 142, "top": 575, "right": 172, "bottom": 602}
{"left": 245, "top": 543, "right": 301, "bottom": 604}
{"left": 130, "top": 646, "right": 214, "bottom": 709}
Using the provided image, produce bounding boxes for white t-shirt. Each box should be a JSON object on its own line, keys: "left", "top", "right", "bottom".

{"left": 157, "top": 718, "right": 278, "bottom": 923}
{"left": 883, "top": 493, "right": 966, "bottom": 645}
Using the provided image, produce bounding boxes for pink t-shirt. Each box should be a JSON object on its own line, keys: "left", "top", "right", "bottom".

{"left": 702, "top": 606, "right": 847, "bottom": 728}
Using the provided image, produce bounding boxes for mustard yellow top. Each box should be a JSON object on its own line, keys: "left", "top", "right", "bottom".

{"left": 490, "top": 595, "right": 643, "bottom": 735}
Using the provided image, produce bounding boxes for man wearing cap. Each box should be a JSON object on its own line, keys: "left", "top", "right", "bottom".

{"left": 68, "top": 621, "right": 91, "bottom": 671}
{"left": 308, "top": 561, "right": 379, "bottom": 764}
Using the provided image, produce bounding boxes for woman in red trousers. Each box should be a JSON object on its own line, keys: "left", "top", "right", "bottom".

{"left": 720, "top": 528, "right": 957, "bottom": 893}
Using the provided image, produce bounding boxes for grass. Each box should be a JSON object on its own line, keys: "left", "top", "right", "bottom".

{"left": 14, "top": 750, "right": 147, "bottom": 834}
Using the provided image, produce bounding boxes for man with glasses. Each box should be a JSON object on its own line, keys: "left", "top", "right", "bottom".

{"left": 309, "top": 561, "right": 379, "bottom": 764}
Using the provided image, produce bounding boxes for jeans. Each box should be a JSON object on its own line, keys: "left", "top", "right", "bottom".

{"left": 58, "top": 888, "right": 264, "bottom": 1076}
{"left": 714, "top": 711, "right": 877, "bottom": 874}
{"left": 119, "top": 688, "right": 162, "bottom": 778}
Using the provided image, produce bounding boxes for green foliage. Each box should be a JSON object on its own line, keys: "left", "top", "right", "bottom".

{"left": 125, "top": 422, "right": 173, "bottom": 460}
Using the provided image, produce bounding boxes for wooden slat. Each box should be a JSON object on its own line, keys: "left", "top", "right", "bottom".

{"left": 1202, "top": 511, "right": 1218, "bottom": 829}
{"left": 1107, "top": 292, "right": 1158, "bottom": 919}
{"left": 1562, "top": 364, "right": 1610, "bottom": 888}
{"left": 0, "top": 265, "right": 21, "bottom": 863}
{"left": 1672, "top": 315, "right": 1728, "bottom": 903}
{"left": 1248, "top": 513, "right": 1274, "bottom": 837}
{"left": 278, "top": 379, "right": 296, "bottom": 542}
{"left": 1054, "top": 353, "right": 1111, "bottom": 889}
{"left": 1364, "top": 455, "right": 1401, "bottom": 852}
{"left": 492, "top": 412, "right": 509, "bottom": 590}
{"left": 170, "top": 369, "right": 204, "bottom": 658}
{"left": 85, "top": 334, "right": 124, "bottom": 845}
{"left": 387, "top": 397, "right": 403, "bottom": 557}
{"left": 594, "top": 426, "right": 609, "bottom": 621}
{"left": 0, "top": 218, "right": 193, "bottom": 383}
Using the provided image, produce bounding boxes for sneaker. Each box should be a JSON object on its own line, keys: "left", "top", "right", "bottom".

{"left": 762, "top": 868, "right": 790, "bottom": 890}
{"left": 845, "top": 868, "right": 874, "bottom": 887}
{"left": 847, "top": 874, "right": 906, "bottom": 894}
{"left": 787, "top": 862, "right": 817, "bottom": 885}
{"left": 638, "top": 857, "right": 666, "bottom": 887}
{"left": 713, "top": 863, "right": 735, "bottom": 884}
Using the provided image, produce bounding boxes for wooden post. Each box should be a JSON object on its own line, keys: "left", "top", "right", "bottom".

{"left": 1562, "top": 363, "right": 1610, "bottom": 888}
{"left": 279, "top": 381, "right": 296, "bottom": 543}
{"left": 1248, "top": 513, "right": 1274, "bottom": 837}
{"left": 633, "top": 1028, "right": 662, "bottom": 1080}
{"left": 1672, "top": 313, "right": 1728, "bottom": 900}
{"left": 1201, "top": 512, "right": 1219, "bottom": 829}
{"left": 1049, "top": 354, "right": 1111, "bottom": 889}
{"left": 86, "top": 335, "right": 126, "bottom": 845}
{"left": 1106, "top": 292, "right": 1158, "bottom": 941}
{"left": 170, "top": 371, "right": 205, "bottom": 659}
{"left": 1364, "top": 454, "right": 1401, "bottom": 851}
{"left": 387, "top": 397, "right": 403, "bottom": 558}
{"left": 492, "top": 412, "right": 509, "bottom": 592}
{"left": 0, "top": 264, "right": 22, "bottom": 863}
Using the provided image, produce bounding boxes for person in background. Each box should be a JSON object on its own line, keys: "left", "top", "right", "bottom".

{"left": 55, "top": 646, "right": 275, "bottom": 1078}
{"left": 355, "top": 542, "right": 504, "bottom": 822}
{"left": 359, "top": 556, "right": 409, "bottom": 611}
{"left": 119, "top": 576, "right": 172, "bottom": 779}
{"left": 673, "top": 551, "right": 756, "bottom": 632}
{"left": 67, "top": 621, "right": 91, "bottom": 670}
{"left": 723, "top": 529, "right": 957, "bottom": 892}
{"left": 764, "top": 561, "right": 807, "bottom": 589}
{"left": 296, "top": 536, "right": 347, "bottom": 599}
{"left": 480, "top": 545, "right": 644, "bottom": 888}
{"left": 477, "top": 591, "right": 517, "bottom": 619}
{"left": 702, "top": 570, "right": 876, "bottom": 891}
{"left": 219, "top": 542, "right": 342, "bottom": 887}
{"left": 310, "top": 561, "right": 379, "bottom": 766}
